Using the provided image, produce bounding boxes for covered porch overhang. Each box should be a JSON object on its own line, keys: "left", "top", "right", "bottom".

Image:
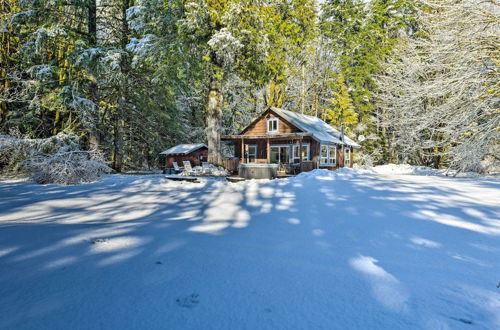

{"left": 221, "top": 133, "right": 315, "bottom": 171}
{"left": 221, "top": 132, "right": 313, "bottom": 141}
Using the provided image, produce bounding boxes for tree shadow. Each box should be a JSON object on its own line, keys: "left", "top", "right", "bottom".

{"left": 0, "top": 171, "right": 499, "bottom": 329}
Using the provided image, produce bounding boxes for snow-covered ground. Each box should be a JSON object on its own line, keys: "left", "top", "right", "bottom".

{"left": 1, "top": 167, "right": 499, "bottom": 329}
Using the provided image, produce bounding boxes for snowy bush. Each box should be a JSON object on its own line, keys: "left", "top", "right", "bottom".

{"left": 353, "top": 151, "right": 375, "bottom": 167}
{"left": 24, "top": 150, "right": 111, "bottom": 185}
{"left": 0, "top": 132, "right": 111, "bottom": 184}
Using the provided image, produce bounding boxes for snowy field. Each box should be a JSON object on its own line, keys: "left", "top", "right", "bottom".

{"left": 1, "top": 166, "right": 499, "bottom": 329}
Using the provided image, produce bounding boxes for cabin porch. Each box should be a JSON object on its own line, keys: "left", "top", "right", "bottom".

{"left": 221, "top": 133, "right": 318, "bottom": 178}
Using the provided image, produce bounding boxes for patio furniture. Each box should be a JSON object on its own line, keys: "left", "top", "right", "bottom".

{"left": 183, "top": 161, "right": 201, "bottom": 175}
{"left": 172, "top": 162, "right": 183, "bottom": 174}
{"left": 202, "top": 162, "right": 211, "bottom": 174}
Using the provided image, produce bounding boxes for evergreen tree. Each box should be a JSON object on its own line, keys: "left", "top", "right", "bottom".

{"left": 180, "top": 0, "right": 272, "bottom": 164}
{"left": 321, "top": 0, "right": 415, "bottom": 161}
{"left": 325, "top": 72, "right": 358, "bottom": 134}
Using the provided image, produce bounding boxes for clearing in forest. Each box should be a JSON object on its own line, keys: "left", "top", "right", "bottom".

{"left": 0, "top": 166, "right": 499, "bottom": 329}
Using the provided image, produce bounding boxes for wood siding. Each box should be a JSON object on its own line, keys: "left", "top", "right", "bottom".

{"left": 165, "top": 148, "right": 208, "bottom": 168}
{"left": 236, "top": 137, "right": 315, "bottom": 163}
{"left": 242, "top": 110, "right": 302, "bottom": 135}
{"left": 224, "top": 108, "right": 357, "bottom": 172}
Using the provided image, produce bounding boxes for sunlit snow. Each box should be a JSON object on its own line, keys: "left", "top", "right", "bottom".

{"left": 1, "top": 166, "right": 499, "bottom": 329}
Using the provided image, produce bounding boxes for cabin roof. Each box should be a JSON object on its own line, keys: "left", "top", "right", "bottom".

{"left": 269, "top": 107, "right": 361, "bottom": 148}
{"left": 159, "top": 143, "right": 207, "bottom": 155}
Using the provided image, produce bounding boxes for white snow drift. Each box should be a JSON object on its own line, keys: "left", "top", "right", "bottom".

{"left": 0, "top": 166, "right": 499, "bottom": 329}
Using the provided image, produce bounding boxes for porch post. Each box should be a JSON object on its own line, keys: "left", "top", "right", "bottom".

{"left": 267, "top": 138, "right": 270, "bottom": 164}
{"left": 241, "top": 137, "right": 245, "bottom": 163}
{"left": 299, "top": 137, "right": 302, "bottom": 169}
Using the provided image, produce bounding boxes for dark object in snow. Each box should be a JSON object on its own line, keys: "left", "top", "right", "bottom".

{"left": 164, "top": 175, "right": 199, "bottom": 183}
{"left": 458, "top": 318, "right": 473, "bottom": 325}
{"left": 450, "top": 317, "right": 473, "bottom": 325}
{"left": 90, "top": 238, "right": 108, "bottom": 244}
{"left": 155, "top": 261, "right": 162, "bottom": 265}
{"left": 176, "top": 293, "right": 200, "bottom": 308}
{"left": 226, "top": 176, "right": 246, "bottom": 183}
{"left": 497, "top": 281, "right": 500, "bottom": 288}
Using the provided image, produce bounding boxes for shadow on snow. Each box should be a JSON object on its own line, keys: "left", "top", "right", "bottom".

{"left": 0, "top": 171, "right": 499, "bottom": 329}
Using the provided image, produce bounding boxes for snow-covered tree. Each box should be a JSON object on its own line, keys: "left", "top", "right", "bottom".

{"left": 180, "top": 0, "right": 273, "bottom": 165}
{"left": 377, "top": 0, "right": 499, "bottom": 172}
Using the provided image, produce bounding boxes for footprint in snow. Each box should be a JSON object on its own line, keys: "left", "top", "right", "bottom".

{"left": 449, "top": 316, "right": 473, "bottom": 325}
{"left": 90, "top": 238, "right": 109, "bottom": 244}
{"left": 176, "top": 293, "right": 200, "bottom": 308}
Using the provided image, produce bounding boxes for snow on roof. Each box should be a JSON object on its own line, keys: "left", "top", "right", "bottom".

{"left": 159, "top": 143, "right": 207, "bottom": 155}
{"left": 270, "top": 107, "right": 361, "bottom": 148}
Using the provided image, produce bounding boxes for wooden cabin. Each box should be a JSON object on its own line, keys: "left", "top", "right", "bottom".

{"left": 160, "top": 144, "right": 208, "bottom": 169}
{"left": 221, "top": 107, "right": 360, "bottom": 177}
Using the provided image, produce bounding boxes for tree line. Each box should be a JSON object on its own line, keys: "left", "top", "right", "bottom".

{"left": 1, "top": 0, "right": 498, "bottom": 173}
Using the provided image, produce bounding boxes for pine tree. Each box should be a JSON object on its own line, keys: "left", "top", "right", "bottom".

{"left": 325, "top": 72, "right": 358, "bottom": 134}
{"left": 181, "top": 0, "right": 273, "bottom": 164}
{"left": 321, "top": 0, "right": 416, "bottom": 161}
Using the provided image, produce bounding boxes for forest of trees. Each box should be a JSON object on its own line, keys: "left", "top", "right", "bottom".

{"left": 1, "top": 0, "right": 498, "bottom": 174}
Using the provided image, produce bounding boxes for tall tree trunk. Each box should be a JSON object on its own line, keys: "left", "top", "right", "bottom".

{"left": 301, "top": 63, "right": 306, "bottom": 114}
{"left": 112, "top": 0, "right": 130, "bottom": 172}
{"left": 87, "top": 0, "right": 100, "bottom": 149}
{"left": 88, "top": 0, "right": 97, "bottom": 45}
{"left": 0, "top": 0, "right": 10, "bottom": 124}
{"left": 113, "top": 106, "right": 124, "bottom": 171}
{"left": 207, "top": 77, "right": 222, "bottom": 165}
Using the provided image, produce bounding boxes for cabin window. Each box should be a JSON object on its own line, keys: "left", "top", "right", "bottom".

{"left": 270, "top": 145, "right": 291, "bottom": 164}
{"left": 344, "top": 148, "right": 351, "bottom": 166}
{"left": 320, "top": 145, "right": 328, "bottom": 164}
{"left": 245, "top": 144, "right": 257, "bottom": 163}
{"left": 320, "top": 144, "right": 337, "bottom": 166}
{"left": 329, "top": 146, "right": 337, "bottom": 165}
{"left": 267, "top": 118, "right": 279, "bottom": 134}
{"left": 293, "top": 144, "right": 310, "bottom": 163}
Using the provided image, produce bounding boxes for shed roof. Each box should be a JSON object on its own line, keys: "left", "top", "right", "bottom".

{"left": 159, "top": 143, "right": 207, "bottom": 155}
{"left": 269, "top": 107, "right": 361, "bottom": 148}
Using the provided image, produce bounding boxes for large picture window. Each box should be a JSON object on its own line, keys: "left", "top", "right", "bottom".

{"left": 320, "top": 144, "right": 337, "bottom": 166}
{"left": 267, "top": 118, "right": 278, "bottom": 134}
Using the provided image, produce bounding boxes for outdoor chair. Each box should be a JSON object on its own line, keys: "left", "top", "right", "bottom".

{"left": 202, "top": 162, "right": 211, "bottom": 175}
{"left": 183, "top": 161, "right": 201, "bottom": 176}
{"left": 172, "top": 162, "right": 183, "bottom": 174}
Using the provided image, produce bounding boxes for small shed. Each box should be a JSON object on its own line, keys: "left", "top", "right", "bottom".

{"left": 160, "top": 144, "right": 208, "bottom": 169}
